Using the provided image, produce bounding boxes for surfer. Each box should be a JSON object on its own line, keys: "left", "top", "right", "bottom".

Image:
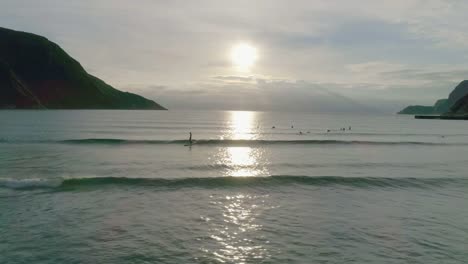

{"left": 189, "top": 131, "right": 193, "bottom": 145}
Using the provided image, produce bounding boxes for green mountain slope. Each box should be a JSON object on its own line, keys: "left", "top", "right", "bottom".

{"left": 0, "top": 27, "right": 166, "bottom": 109}
{"left": 397, "top": 80, "right": 468, "bottom": 115}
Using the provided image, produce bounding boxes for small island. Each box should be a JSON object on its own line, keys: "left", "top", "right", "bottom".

{"left": 0, "top": 27, "right": 166, "bottom": 110}
{"left": 398, "top": 80, "right": 468, "bottom": 119}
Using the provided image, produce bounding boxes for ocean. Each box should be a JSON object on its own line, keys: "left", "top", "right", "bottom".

{"left": 1, "top": 110, "right": 467, "bottom": 264}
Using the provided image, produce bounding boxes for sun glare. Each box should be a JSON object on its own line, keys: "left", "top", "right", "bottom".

{"left": 231, "top": 43, "right": 257, "bottom": 71}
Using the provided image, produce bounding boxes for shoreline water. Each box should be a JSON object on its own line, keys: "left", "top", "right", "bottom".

{"left": 1, "top": 110, "right": 468, "bottom": 263}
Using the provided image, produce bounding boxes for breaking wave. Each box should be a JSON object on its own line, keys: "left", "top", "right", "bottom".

{"left": 59, "top": 138, "right": 459, "bottom": 146}
{"left": 0, "top": 176, "right": 466, "bottom": 190}
{"left": 0, "top": 137, "right": 461, "bottom": 146}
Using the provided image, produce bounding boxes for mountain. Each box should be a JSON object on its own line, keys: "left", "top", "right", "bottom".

{"left": 0, "top": 27, "right": 166, "bottom": 109}
{"left": 398, "top": 105, "right": 437, "bottom": 115}
{"left": 398, "top": 81, "right": 468, "bottom": 115}
{"left": 432, "top": 99, "right": 450, "bottom": 113}
{"left": 446, "top": 80, "right": 468, "bottom": 114}
{"left": 398, "top": 99, "right": 449, "bottom": 115}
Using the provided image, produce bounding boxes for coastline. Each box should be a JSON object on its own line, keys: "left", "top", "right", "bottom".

{"left": 415, "top": 115, "right": 468, "bottom": 120}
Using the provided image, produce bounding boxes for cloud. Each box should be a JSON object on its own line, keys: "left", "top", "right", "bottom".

{"left": 134, "top": 78, "right": 401, "bottom": 112}
{"left": 212, "top": 75, "right": 255, "bottom": 83}
{"left": 2, "top": 0, "right": 468, "bottom": 112}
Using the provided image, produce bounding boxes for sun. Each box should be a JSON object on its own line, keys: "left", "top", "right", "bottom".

{"left": 231, "top": 43, "right": 257, "bottom": 71}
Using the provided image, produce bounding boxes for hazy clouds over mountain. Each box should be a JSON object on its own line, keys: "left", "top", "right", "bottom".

{"left": 2, "top": 0, "right": 468, "bottom": 112}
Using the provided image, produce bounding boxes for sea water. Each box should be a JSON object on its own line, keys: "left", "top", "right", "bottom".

{"left": 0, "top": 110, "right": 467, "bottom": 263}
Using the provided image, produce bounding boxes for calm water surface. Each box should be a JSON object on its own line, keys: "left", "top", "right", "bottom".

{"left": 1, "top": 110, "right": 467, "bottom": 263}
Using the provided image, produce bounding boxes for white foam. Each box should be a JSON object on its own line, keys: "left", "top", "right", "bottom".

{"left": 0, "top": 178, "right": 63, "bottom": 189}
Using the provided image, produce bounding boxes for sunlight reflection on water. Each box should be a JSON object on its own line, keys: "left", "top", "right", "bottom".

{"left": 223, "top": 111, "right": 258, "bottom": 140}
{"left": 200, "top": 111, "right": 272, "bottom": 261}
{"left": 205, "top": 194, "right": 271, "bottom": 263}
{"left": 217, "top": 111, "right": 269, "bottom": 177}
{"left": 218, "top": 147, "right": 269, "bottom": 177}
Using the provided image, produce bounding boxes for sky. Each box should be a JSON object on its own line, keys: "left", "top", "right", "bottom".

{"left": 2, "top": 0, "right": 468, "bottom": 112}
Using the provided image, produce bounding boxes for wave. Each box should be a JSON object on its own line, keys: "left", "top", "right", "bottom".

{"left": 178, "top": 161, "right": 451, "bottom": 171}
{"left": 58, "top": 138, "right": 459, "bottom": 146}
{"left": 1, "top": 176, "right": 466, "bottom": 190}
{"left": 0, "top": 178, "right": 63, "bottom": 189}
{"left": 0, "top": 137, "right": 461, "bottom": 146}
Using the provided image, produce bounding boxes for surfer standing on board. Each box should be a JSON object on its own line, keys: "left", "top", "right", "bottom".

{"left": 189, "top": 131, "right": 193, "bottom": 145}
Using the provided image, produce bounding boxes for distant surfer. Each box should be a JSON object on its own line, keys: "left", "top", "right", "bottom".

{"left": 184, "top": 132, "right": 194, "bottom": 147}
{"left": 349, "top": 126, "right": 352, "bottom": 130}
